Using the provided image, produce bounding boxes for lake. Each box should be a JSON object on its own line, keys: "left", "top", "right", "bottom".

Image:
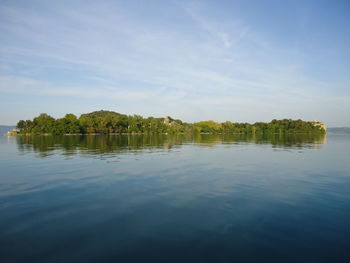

{"left": 1, "top": 133, "right": 349, "bottom": 263}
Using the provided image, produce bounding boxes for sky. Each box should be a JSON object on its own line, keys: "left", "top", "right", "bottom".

{"left": 0, "top": 0, "right": 349, "bottom": 126}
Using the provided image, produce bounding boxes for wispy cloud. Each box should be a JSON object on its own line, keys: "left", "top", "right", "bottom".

{"left": 184, "top": 3, "right": 250, "bottom": 49}
{"left": 0, "top": 76, "right": 155, "bottom": 101}
{"left": 0, "top": 1, "right": 348, "bottom": 125}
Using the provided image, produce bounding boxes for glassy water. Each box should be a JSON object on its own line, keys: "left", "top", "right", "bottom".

{"left": 0, "top": 133, "right": 349, "bottom": 263}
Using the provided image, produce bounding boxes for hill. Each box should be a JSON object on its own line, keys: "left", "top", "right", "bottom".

{"left": 80, "top": 110, "right": 126, "bottom": 119}
{"left": 328, "top": 127, "right": 350, "bottom": 134}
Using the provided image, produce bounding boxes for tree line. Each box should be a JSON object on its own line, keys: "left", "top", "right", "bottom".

{"left": 16, "top": 110, "right": 326, "bottom": 135}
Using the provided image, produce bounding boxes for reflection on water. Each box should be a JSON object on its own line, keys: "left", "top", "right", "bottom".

{"left": 16, "top": 133, "right": 327, "bottom": 156}
{"left": 2, "top": 133, "right": 349, "bottom": 263}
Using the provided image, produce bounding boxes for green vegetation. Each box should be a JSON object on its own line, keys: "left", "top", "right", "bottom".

{"left": 16, "top": 110, "right": 326, "bottom": 135}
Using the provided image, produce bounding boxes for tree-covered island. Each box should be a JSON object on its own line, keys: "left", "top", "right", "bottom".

{"left": 15, "top": 110, "right": 326, "bottom": 135}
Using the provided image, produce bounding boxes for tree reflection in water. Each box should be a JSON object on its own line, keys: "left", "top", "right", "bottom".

{"left": 16, "top": 133, "right": 327, "bottom": 158}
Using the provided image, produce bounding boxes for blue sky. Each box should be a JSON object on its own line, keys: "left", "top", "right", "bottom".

{"left": 0, "top": 0, "right": 349, "bottom": 126}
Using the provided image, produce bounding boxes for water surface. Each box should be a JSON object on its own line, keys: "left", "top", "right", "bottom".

{"left": 0, "top": 133, "right": 349, "bottom": 262}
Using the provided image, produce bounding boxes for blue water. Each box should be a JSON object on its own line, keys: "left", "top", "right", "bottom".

{"left": 0, "top": 133, "right": 349, "bottom": 262}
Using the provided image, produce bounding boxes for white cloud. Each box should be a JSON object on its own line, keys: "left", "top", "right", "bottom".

{"left": 0, "top": 75, "right": 155, "bottom": 101}
{"left": 0, "top": 1, "right": 348, "bottom": 126}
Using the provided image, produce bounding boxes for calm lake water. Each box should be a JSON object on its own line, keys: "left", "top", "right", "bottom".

{"left": 1, "top": 133, "right": 350, "bottom": 263}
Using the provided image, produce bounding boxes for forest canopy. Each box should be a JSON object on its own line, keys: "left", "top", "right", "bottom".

{"left": 16, "top": 110, "right": 326, "bottom": 135}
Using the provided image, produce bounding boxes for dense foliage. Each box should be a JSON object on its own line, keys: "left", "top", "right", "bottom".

{"left": 16, "top": 110, "right": 326, "bottom": 135}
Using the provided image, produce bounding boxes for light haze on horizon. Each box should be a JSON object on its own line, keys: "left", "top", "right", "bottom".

{"left": 0, "top": 0, "right": 349, "bottom": 126}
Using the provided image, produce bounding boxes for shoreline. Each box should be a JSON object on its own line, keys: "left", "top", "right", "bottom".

{"left": 5, "top": 131, "right": 327, "bottom": 136}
